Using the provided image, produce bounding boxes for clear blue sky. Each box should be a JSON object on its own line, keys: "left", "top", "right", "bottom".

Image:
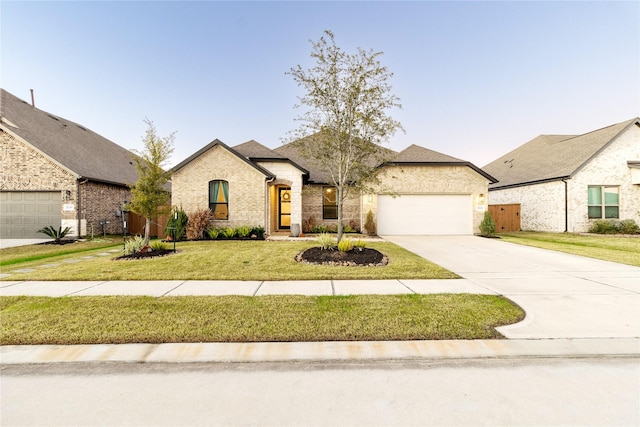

{"left": 2, "top": 1, "right": 638, "bottom": 168}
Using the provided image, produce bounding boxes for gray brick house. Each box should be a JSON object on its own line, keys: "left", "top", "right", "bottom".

{"left": 1, "top": 89, "right": 139, "bottom": 238}
{"left": 484, "top": 118, "right": 640, "bottom": 232}
{"left": 171, "top": 137, "right": 496, "bottom": 236}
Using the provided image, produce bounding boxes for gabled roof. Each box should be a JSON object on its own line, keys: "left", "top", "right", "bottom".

{"left": 234, "top": 140, "right": 286, "bottom": 160}
{"left": 484, "top": 118, "right": 640, "bottom": 190}
{"left": 388, "top": 144, "right": 498, "bottom": 182}
{"left": 0, "top": 89, "right": 139, "bottom": 186}
{"left": 171, "top": 138, "right": 275, "bottom": 178}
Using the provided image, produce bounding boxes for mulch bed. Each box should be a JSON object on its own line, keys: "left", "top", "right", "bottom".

{"left": 296, "top": 247, "right": 388, "bottom": 267}
{"left": 114, "top": 249, "right": 175, "bottom": 260}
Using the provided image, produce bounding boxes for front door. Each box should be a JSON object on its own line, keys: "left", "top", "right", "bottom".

{"left": 278, "top": 188, "right": 291, "bottom": 230}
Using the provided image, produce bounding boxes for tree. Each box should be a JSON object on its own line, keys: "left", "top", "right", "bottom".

{"left": 287, "top": 30, "right": 403, "bottom": 242}
{"left": 128, "top": 119, "right": 175, "bottom": 247}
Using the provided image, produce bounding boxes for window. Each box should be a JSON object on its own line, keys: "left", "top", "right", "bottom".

{"left": 323, "top": 186, "right": 337, "bottom": 219}
{"left": 588, "top": 186, "right": 619, "bottom": 219}
{"left": 209, "top": 180, "right": 229, "bottom": 220}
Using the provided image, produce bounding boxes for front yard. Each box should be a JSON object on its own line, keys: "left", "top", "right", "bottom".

{"left": 0, "top": 240, "right": 458, "bottom": 281}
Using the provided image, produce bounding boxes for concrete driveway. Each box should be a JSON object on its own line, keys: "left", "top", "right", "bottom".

{"left": 384, "top": 235, "right": 640, "bottom": 340}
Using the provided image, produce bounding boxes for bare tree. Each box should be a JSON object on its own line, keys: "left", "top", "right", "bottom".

{"left": 128, "top": 118, "right": 175, "bottom": 247}
{"left": 287, "top": 30, "right": 403, "bottom": 242}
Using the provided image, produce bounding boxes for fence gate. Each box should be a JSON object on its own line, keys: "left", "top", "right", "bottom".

{"left": 488, "top": 204, "right": 521, "bottom": 232}
{"left": 126, "top": 210, "right": 169, "bottom": 237}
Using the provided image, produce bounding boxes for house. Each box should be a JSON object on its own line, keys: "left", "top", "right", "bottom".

{"left": 171, "top": 136, "right": 496, "bottom": 236}
{"left": 0, "top": 89, "right": 139, "bottom": 238}
{"left": 483, "top": 118, "right": 640, "bottom": 232}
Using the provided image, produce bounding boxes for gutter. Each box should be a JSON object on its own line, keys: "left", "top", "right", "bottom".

{"left": 562, "top": 178, "right": 569, "bottom": 232}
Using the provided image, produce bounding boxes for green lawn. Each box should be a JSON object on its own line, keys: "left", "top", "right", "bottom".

{"left": 0, "top": 294, "right": 525, "bottom": 344}
{"left": 0, "top": 237, "right": 123, "bottom": 267}
{"left": 0, "top": 240, "right": 458, "bottom": 280}
{"left": 498, "top": 232, "right": 640, "bottom": 267}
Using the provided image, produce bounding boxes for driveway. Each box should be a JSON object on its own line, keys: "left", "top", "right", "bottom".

{"left": 384, "top": 235, "right": 640, "bottom": 339}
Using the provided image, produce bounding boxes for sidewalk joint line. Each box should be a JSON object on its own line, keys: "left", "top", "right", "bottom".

{"left": 397, "top": 279, "right": 416, "bottom": 294}
{"left": 162, "top": 281, "right": 188, "bottom": 297}
{"left": 66, "top": 280, "right": 109, "bottom": 296}
{"left": 330, "top": 279, "right": 335, "bottom": 295}
{"left": 252, "top": 281, "right": 264, "bottom": 296}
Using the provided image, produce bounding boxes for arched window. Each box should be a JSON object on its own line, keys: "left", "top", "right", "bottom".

{"left": 209, "top": 180, "right": 229, "bottom": 220}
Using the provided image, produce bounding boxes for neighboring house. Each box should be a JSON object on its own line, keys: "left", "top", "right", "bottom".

{"left": 0, "top": 89, "right": 139, "bottom": 238}
{"left": 484, "top": 118, "right": 640, "bottom": 232}
{"left": 171, "top": 137, "right": 496, "bottom": 236}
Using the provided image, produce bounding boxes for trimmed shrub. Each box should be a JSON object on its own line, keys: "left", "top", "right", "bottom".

{"left": 186, "top": 208, "right": 212, "bottom": 240}
{"left": 590, "top": 219, "right": 640, "bottom": 234}
{"left": 250, "top": 226, "right": 265, "bottom": 239}
{"left": 364, "top": 209, "right": 376, "bottom": 236}
{"left": 124, "top": 235, "right": 145, "bottom": 255}
{"left": 165, "top": 206, "right": 188, "bottom": 241}
{"left": 316, "top": 233, "right": 335, "bottom": 250}
{"left": 479, "top": 211, "right": 496, "bottom": 237}
{"left": 619, "top": 219, "right": 640, "bottom": 234}
{"left": 221, "top": 226, "right": 237, "bottom": 239}
{"left": 236, "top": 225, "right": 252, "bottom": 238}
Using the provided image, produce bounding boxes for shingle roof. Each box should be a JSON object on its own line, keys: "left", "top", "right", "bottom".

{"left": 0, "top": 89, "right": 139, "bottom": 186}
{"left": 484, "top": 118, "right": 640, "bottom": 190}
{"left": 233, "top": 140, "right": 286, "bottom": 160}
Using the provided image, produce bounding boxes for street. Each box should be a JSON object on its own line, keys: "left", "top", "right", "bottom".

{"left": 2, "top": 357, "right": 638, "bottom": 426}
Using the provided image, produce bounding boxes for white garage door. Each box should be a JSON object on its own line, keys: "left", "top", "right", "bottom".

{"left": 377, "top": 194, "right": 472, "bottom": 235}
{"left": 0, "top": 191, "right": 61, "bottom": 238}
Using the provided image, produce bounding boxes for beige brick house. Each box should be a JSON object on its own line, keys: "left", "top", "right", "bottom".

{"left": 484, "top": 118, "right": 640, "bottom": 232}
{"left": 1, "top": 89, "right": 139, "bottom": 238}
{"left": 171, "top": 137, "right": 496, "bottom": 236}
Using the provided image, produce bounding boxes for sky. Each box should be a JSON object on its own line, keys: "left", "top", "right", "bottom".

{"left": 2, "top": 1, "right": 639, "bottom": 168}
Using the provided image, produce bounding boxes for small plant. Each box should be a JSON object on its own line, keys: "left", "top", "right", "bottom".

{"left": 353, "top": 239, "right": 367, "bottom": 249}
{"left": 186, "top": 208, "right": 212, "bottom": 240}
{"left": 207, "top": 227, "right": 220, "bottom": 240}
{"left": 165, "top": 206, "right": 188, "bottom": 241}
{"left": 337, "top": 238, "right": 353, "bottom": 252}
{"left": 250, "top": 226, "right": 265, "bottom": 239}
{"left": 150, "top": 239, "right": 168, "bottom": 251}
{"left": 37, "top": 225, "right": 72, "bottom": 244}
{"left": 619, "top": 219, "right": 640, "bottom": 234}
{"left": 479, "top": 211, "right": 496, "bottom": 237}
{"left": 236, "top": 225, "right": 252, "bottom": 238}
{"left": 222, "top": 226, "right": 237, "bottom": 239}
{"left": 316, "top": 232, "right": 335, "bottom": 250}
{"left": 310, "top": 224, "right": 330, "bottom": 233}
{"left": 590, "top": 219, "right": 640, "bottom": 234}
{"left": 364, "top": 209, "right": 376, "bottom": 236}
{"left": 303, "top": 216, "right": 317, "bottom": 233}
{"left": 124, "top": 235, "right": 145, "bottom": 255}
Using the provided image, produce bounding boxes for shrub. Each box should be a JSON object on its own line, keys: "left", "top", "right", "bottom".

{"left": 316, "top": 233, "right": 335, "bottom": 250}
{"left": 186, "top": 208, "right": 212, "bottom": 240}
{"left": 207, "top": 227, "right": 220, "bottom": 240}
{"left": 150, "top": 239, "right": 168, "bottom": 251}
{"left": 165, "top": 206, "right": 188, "bottom": 241}
{"left": 236, "top": 225, "right": 252, "bottom": 238}
{"left": 37, "top": 225, "right": 72, "bottom": 244}
{"left": 337, "top": 238, "right": 353, "bottom": 252}
{"left": 124, "top": 235, "right": 145, "bottom": 255}
{"left": 479, "top": 211, "right": 496, "bottom": 237}
{"left": 250, "top": 226, "right": 265, "bottom": 239}
{"left": 303, "top": 216, "right": 317, "bottom": 233}
{"left": 364, "top": 210, "right": 376, "bottom": 236}
{"left": 590, "top": 219, "right": 640, "bottom": 234}
{"left": 221, "top": 227, "right": 237, "bottom": 239}
{"left": 310, "top": 224, "right": 330, "bottom": 233}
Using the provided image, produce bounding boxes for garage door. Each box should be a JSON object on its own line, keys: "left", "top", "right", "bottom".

{"left": 377, "top": 194, "right": 472, "bottom": 235}
{"left": 0, "top": 191, "right": 61, "bottom": 238}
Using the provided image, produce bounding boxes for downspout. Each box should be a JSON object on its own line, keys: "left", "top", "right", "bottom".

{"left": 265, "top": 176, "right": 275, "bottom": 236}
{"left": 77, "top": 178, "right": 88, "bottom": 238}
{"left": 562, "top": 178, "right": 568, "bottom": 232}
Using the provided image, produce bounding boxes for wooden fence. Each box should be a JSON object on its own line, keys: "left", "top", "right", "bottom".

{"left": 126, "top": 210, "right": 170, "bottom": 237}
{"left": 488, "top": 204, "right": 521, "bottom": 232}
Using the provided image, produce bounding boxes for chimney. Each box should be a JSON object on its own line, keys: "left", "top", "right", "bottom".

{"left": 30, "top": 89, "right": 35, "bottom": 107}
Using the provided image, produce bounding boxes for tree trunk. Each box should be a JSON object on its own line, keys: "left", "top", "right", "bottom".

{"left": 144, "top": 217, "right": 151, "bottom": 247}
{"left": 336, "top": 187, "right": 344, "bottom": 243}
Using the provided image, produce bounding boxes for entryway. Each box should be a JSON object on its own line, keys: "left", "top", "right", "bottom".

{"left": 278, "top": 188, "right": 291, "bottom": 230}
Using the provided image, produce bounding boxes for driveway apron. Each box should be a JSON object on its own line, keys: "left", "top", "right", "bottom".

{"left": 383, "top": 235, "right": 640, "bottom": 339}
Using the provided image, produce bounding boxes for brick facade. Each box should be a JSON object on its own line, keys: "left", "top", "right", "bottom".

{"left": 301, "top": 185, "right": 361, "bottom": 232}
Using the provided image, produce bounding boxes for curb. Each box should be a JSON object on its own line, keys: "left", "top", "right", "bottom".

{"left": 2, "top": 338, "right": 639, "bottom": 365}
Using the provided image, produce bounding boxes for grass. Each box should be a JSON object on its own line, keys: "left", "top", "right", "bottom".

{"left": 498, "top": 232, "right": 640, "bottom": 267}
{"left": 0, "top": 240, "right": 458, "bottom": 281}
{"left": 0, "top": 237, "right": 123, "bottom": 267}
{"left": 0, "top": 295, "right": 525, "bottom": 344}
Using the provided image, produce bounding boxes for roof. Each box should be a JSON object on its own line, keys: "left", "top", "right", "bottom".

{"left": 234, "top": 140, "right": 286, "bottom": 159}
{"left": 388, "top": 145, "right": 498, "bottom": 182}
{"left": 0, "top": 89, "right": 139, "bottom": 186}
{"left": 484, "top": 118, "right": 640, "bottom": 190}
{"left": 171, "top": 138, "right": 275, "bottom": 178}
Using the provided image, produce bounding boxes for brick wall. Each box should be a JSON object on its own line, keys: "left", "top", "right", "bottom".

{"left": 80, "top": 181, "right": 131, "bottom": 235}
{"left": 301, "top": 185, "right": 361, "bottom": 232}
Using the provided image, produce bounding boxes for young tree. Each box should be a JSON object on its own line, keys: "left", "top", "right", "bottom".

{"left": 287, "top": 30, "right": 403, "bottom": 242}
{"left": 128, "top": 119, "right": 175, "bottom": 247}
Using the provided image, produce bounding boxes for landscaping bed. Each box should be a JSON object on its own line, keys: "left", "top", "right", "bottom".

{"left": 296, "top": 247, "right": 387, "bottom": 266}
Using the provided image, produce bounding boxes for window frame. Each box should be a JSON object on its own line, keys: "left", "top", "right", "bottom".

{"left": 209, "top": 180, "right": 229, "bottom": 220}
{"left": 322, "top": 186, "right": 338, "bottom": 220}
{"left": 588, "top": 185, "right": 619, "bottom": 219}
